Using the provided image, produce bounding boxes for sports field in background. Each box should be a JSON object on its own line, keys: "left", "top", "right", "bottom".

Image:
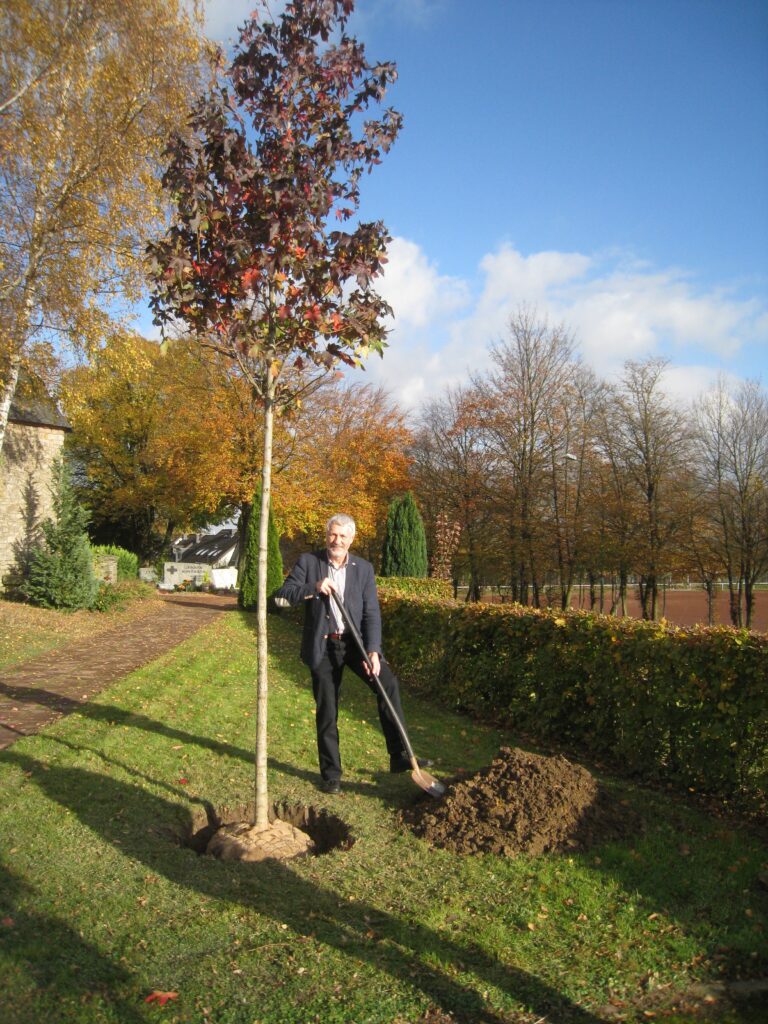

{"left": 477, "top": 588, "right": 768, "bottom": 632}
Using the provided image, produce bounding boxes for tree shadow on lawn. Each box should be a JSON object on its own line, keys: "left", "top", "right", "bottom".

{"left": 1, "top": 748, "right": 604, "bottom": 1024}
{"left": 0, "top": 679, "right": 432, "bottom": 800}
{"left": 0, "top": 863, "right": 145, "bottom": 1024}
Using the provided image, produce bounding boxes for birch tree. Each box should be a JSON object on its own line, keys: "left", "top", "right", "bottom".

{"left": 0, "top": 0, "right": 206, "bottom": 452}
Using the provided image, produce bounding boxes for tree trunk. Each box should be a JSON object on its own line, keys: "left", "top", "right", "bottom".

{"left": 705, "top": 579, "right": 715, "bottom": 626}
{"left": 0, "top": 354, "right": 21, "bottom": 455}
{"left": 744, "top": 578, "right": 754, "bottom": 630}
{"left": 254, "top": 377, "right": 275, "bottom": 828}
{"left": 727, "top": 575, "right": 741, "bottom": 627}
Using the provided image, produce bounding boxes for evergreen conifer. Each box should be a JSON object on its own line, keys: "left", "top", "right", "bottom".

{"left": 239, "top": 493, "right": 283, "bottom": 610}
{"left": 380, "top": 491, "right": 428, "bottom": 577}
{"left": 24, "top": 458, "right": 99, "bottom": 610}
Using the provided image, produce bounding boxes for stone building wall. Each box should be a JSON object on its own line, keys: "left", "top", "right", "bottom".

{"left": 0, "top": 421, "right": 67, "bottom": 583}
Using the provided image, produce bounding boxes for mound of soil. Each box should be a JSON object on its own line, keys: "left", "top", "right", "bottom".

{"left": 402, "top": 746, "right": 641, "bottom": 856}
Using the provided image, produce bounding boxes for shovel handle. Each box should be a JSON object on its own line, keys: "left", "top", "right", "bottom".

{"left": 329, "top": 590, "right": 418, "bottom": 766}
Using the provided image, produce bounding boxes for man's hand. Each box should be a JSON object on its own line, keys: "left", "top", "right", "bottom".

{"left": 316, "top": 578, "right": 336, "bottom": 596}
{"left": 365, "top": 651, "right": 380, "bottom": 677}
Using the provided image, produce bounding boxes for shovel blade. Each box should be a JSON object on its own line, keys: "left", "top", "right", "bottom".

{"left": 411, "top": 768, "right": 446, "bottom": 799}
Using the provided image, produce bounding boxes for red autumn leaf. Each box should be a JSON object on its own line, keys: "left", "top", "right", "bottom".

{"left": 241, "top": 267, "right": 260, "bottom": 290}
{"left": 145, "top": 991, "right": 179, "bottom": 1006}
{"left": 1, "top": 916, "right": 15, "bottom": 928}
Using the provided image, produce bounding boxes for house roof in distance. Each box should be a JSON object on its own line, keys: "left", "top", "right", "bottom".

{"left": 180, "top": 529, "right": 239, "bottom": 567}
{"left": 8, "top": 374, "right": 70, "bottom": 431}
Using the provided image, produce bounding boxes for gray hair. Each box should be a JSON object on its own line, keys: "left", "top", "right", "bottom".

{"left": 326, "top": 513, "right": 356, "bottom": 536}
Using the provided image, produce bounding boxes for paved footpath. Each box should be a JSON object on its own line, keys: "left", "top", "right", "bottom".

{"left": 0, "top": 593, "right": 238, "bottom": 750}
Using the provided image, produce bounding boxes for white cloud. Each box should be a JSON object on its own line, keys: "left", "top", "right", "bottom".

{"left": 362, "top": 240, "right": 768, "bottom": 409}
{"left": 377, "top": 237, "right": 469, "bottom": 328}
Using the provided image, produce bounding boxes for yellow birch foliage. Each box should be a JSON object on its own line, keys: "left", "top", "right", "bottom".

{"left": 0, "top": 0, "right": 207, "bottom": 446}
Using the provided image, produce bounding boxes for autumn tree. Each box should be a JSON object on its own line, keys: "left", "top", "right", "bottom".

{"left": 0, "top": 0, "right": 206, "bottom": 452}
{"left": 411, "top": 385, "right": 494, "bottom": 601}
{"left": 598, "top": 359, "right": 694, "bottom": 620}
{"left": 694, "top": 377, "right": 768, "bottom": 627}
{"left": 479, "top": 310, "right": 578, "bottom": 605}
{"left": 271, "top": 379, "right": 412, "bottom": 557}
{"left": 147, "top": 0, "right": 400, "bottom": 836}
{"left": 62, "top": 332, "right": 245, "bottom": 560}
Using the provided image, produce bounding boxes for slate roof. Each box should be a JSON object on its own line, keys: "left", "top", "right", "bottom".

{"left": 179, "top": 529, "right": 239, "bottom": 567}
{"left": 8, "top": 377, "right": 70, "bottom": 430}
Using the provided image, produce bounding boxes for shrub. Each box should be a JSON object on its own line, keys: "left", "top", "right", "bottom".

{"left": 377, "top": 577, "right": 453, "bottom": 601}
{"left": 91, "top": 544, "right": 139, "bottom": 580}
{"left": 380, "top": 594, "right": 768, "bottom": 811}
{"left": 92, "top": 579, "right": 156, "bottom": 612}
{"left": 239, "top": 494, "right": 283, "bottom": 611}
{"left": 23, "top": 458, "right": 98, "bottom": 611}
{"left": 380, "top": 492, "right": 428, "bottom": 577}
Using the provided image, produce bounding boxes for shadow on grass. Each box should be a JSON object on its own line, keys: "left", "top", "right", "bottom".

{"left": 0, "top": 863, "right": 145, "bottom": 1023}
{"left": 0, "top": 679, "right": 398, "bottom": 801}
{"left": 1, "top": 747, "right": 604, "bottom": 1024}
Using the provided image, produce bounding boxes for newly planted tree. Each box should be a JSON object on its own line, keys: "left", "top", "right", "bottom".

{"left": 148, "top": 0, "right": 400, "bottom": 835}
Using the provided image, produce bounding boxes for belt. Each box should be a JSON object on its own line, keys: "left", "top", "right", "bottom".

{"left": 326, "top": 631, "right": 345, "bottom": 641}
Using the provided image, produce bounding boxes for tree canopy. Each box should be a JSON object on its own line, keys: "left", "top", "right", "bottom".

{"left": 0, "top": 0, "right": 207, "bottom": 451}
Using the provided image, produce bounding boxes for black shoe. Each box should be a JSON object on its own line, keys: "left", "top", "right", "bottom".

{"left": 320, "top": 778, "right": 341, "bottom": 795}
{"left": 389, "top": 756, "right": 433, "bottom": 774}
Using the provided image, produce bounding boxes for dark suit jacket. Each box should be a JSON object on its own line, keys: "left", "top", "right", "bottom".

{"left": 275, "top": 550, "right": 382, "bottom": 669}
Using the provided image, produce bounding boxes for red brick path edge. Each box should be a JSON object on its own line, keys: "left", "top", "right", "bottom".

{"left": 0, "top": 593, "right": 238, "bottom": 750}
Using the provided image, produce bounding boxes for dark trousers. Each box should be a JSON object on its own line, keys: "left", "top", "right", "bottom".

{"left": 310, "top": 637, "right": 407, "bottom": 781}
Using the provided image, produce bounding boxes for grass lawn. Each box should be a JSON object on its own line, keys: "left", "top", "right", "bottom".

{"left": 0, "top": 609, "right": 766, "bottom": 1023}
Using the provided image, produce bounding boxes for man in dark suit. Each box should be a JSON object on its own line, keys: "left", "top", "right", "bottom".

{"left": 275, "top": 513, "right": 430, "bottom": 794}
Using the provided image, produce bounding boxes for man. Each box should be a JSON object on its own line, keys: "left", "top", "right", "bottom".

{"left": 275, "top": 513, "right": 431, "bottom": 795}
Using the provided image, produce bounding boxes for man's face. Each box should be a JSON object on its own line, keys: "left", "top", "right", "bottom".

{"left": 326, "top": 522, "right": 354, "bottom": 563}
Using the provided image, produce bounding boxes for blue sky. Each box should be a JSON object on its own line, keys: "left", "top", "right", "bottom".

{"left": 170, "top": 0, "right": 768, "bottom": 409}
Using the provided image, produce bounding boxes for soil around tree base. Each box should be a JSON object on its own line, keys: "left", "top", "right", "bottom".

{"left": 182, "top": 801, "right": 356, "bottom": 860}
{"left": 401, "top": 746, "right": 643, "bottom": 856}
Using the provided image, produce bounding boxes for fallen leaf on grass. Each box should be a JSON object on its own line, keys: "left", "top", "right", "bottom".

{"left": 145, "top": 991, "right": 178, "bottom": 1006}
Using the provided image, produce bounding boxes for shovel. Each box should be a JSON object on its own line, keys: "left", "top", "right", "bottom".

{"left": 330, "top": 590, "right": 446, "bottom": 799}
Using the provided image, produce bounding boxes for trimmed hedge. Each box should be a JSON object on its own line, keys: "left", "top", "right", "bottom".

{"left": 380, "top": 595, "right": 767, "bottom": 810}
{"left": 91, "top": 545, "right": 139, "bottom": 580}
{"left": 377, "top": 577, "right": 453, "bottom": 601}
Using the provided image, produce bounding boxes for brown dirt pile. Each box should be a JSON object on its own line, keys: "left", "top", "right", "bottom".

{"left": 402, "top": 746, "right": 641, "bottom": 856}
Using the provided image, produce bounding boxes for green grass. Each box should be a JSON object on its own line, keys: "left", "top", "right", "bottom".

{"left": 0, "top": 611, "right": 766, "bottom": 1024}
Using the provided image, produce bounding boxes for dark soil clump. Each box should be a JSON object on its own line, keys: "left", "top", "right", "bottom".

{"left": 402, "top": 746, "right": 642, "bottom": 856}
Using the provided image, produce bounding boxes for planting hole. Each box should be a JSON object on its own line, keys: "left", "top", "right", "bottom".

{"left": 179, "top": 801, "right": 355, "bottom": 861}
